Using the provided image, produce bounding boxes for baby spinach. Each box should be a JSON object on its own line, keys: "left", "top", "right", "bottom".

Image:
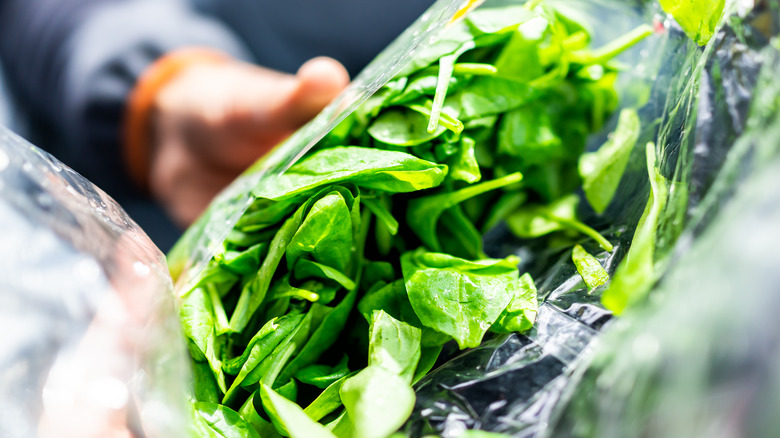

{"left": 491, "top": 273, "right": 538, "bottom": 333}
{"left": 572, "top": 244, "right": 610, "bottom": 291}
{"left": 659, "top": 0, "right": 725, "bottom": 46}
{"left": 401, "top": 249, "right": 520, "bottom": 349}
{"left": 340, "top": 366, "right": 416, "bottom": 438}
{"left": 173, "top": 1, "right": 652, "bottom": 436}
{"left": 260, "top": 384, "right": 336, "bottom": 438}
{"left": 580, "top": 108, "right": 641, "bottom": 214}
{"left": 602, "top": 143, "right": 668, "bottom": 314}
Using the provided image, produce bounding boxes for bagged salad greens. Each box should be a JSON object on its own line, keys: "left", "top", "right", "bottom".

{"left": 167, "top": 0, "right": 780, "bottom": 437}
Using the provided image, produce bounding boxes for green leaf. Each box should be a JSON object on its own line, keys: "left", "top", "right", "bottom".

{"left": 491, "top": 273, "right": 538, "bottom": 333}
{"left": 368, "top": 109, "right": 446, "bottom": 146}
{"left": 498, "top": 103, "right": 563, "bottom": 163}
{"left": 412, "top": 344, "right": 444, "bottom": 385}
{"left": 294, "top": 355, "right": 350, "bottom": 389}
{"left": 229, "top": 206, "right": 303, "bottom": 333}
{"left": 658, "top": 0, "right": 725, "bottom": 46}
{"left": 191, "top": 360, "right": 221, "bottom": 404}
{"left": 580, "top": 108, "right": 640, "bottom": 214}
{"left": 428, "top": 40, "right": 476, "bottom": 133}
{"left": 193, "top": 402, "right": 262, "bottom": 438}
{"left": 223, "top": 313, "right": 306, "bottom": 404}
{"left": 465, "top": 5, "right": 535, "bottom": 35}
{"left": 286, "top": 191, "right": 353, "bottom": 273}
{"left": 493, "top": 16, "right": 548, "bottom": 82}
{"left": 303, "top": 375, "right": 350, "bottom": 421}
{"left": 217, "top": 242, "right": 268, "bottom": 275}
{"left": 179, "top": 288, "right": 227, "bottom": 393}
{"left": 293, "top": 260, "right": 356, "bottom": 291}
{"left": 277, "top": 288, "right": 358, "bottom": 383}
{"left": 253, "top": 147, "right": 447, "bottom": 201}
{"left": 260, "top": 384, "right": 337, "bottom": 438}
{"left": 237, "top": 391, "right": 277, "bottom": 437}
{"left": 506, "top": 194, "right": 613, "bottom": 252}
{"left": 401, "top": 249, "right": 519, "bottom": 349}
{"left": 459, "top": 76, "right": 542, "bottom": 119}
{"left": 340, "top": 366, "right": 415, "bottom": 438}
{"left": 602, "top": 143, "right": 668, "bottom": 314}
{"left": 448, "top": 136, "right": 482, "bottom": 184}
{"left": 572, "top": 244, "right": 609, "bottom": 291}
{"left": 367, "top": 310, "right": 422, "bottom": 382}
{"left": 407, "top": 172, "right": 523, "bottom": 252}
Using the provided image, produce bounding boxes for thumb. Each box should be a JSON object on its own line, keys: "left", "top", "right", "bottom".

{"left": 282, "top": 57, "right": 350, "bottom": 126}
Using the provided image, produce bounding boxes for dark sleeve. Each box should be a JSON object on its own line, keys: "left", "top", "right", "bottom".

{"left": 0, "top": 0, "right": 251, "bottom": 194}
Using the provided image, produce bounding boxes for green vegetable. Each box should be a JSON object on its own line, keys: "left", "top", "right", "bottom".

{"left": 491, "top": 273, "right": 538, "bottom": 333}
{"left": 260, "top": 384, "right": 336, "bottom": 438}
{"left": 602, "top": 143, "right": 668, "bottom": 313}
{"left": 171, "top": 2, "right": 652, "bottom": 436}
{"left": 659, "top": 0, "right": 725, "bottom": 46}
{"left": 192, "top": 402, "right": 262, "bottom": 438}
{"left": 572, "top": 244, "right": 610, "bottom": 291}
{"left": 580, "top": 108, "right": 641, "bottom": 214}
{"left": 401, "top": 249, "right": 520, "bottom": 349}
{"left": 340, "top": 366, "right": 416, "bottom": 438}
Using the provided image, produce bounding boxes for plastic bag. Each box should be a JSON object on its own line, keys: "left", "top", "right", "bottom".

{"left": 0, "top": 126, "right": 190, "bottom": 437}
{"left": 407, "top": 2, "right": 780, "bottom": 437}
{"left": 163, "top": 0, "right": 779, "bottom": 437}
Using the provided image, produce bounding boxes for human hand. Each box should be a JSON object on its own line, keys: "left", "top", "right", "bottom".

{"left": 147, "top": 56, "right": 349, "bottom": 227}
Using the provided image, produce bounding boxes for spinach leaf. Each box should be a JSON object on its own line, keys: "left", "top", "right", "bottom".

{"left": 602, "top": 143, "right": 668, "bottom": 314}
{"left": 407, "top": 172, "right": 523, "bottom": 253}
{"left": 572, "top": 244, "right": 609, "bottom": 291}
{"left": 217, "top": 242, "right": 268, "bottom": 275}
{"left": 260, "top": 384, "right": 336, "bottom": 438}
{"left": 286, "top": 191, "right": 354, "bottom": 273}
{"left": 658, "top": 0, "right": 725, "bottom": 46}
{"left": 193, "top": 402, "right": 262, "bottom": 438}
{"left": 294, "top": 355, "right": 350, "bottom": 389}
{"left": 292, "top": 260, "right": 355, "bottom": 291}
{"left": 465, "top": 5, "right": 535, "bottom": 35}
{"left": 277, "top": 288, "right": 358, "bottom": 383}
{"left": 368, "top": 109, "right": 446, "bottom": 146}
{"left": 367, "top": 310, "right": 422, "bottom": 382}
{"left": 506, "top": 194, "right": 614, "bottom": 252}
{"left": 237, "top": 391, "right": 278, "bottom": 437}
{"left": 401, "top": 249, "right": 519, "bottom": 349}
{"left": 491, "top": 273, "right": 538, "bottom": 333}
{"left": 459, "top": 77, "right": 542, "bottom": 119}
{"left": 579, "top": 108, "right": 640, "bottom": 214}
{"left": 229, "top": 205, "right": 304, "bottom": 333}
{"left": 253, "top": 147, "right": 448, "bottom": 201}
{"left": 179, "top": 287, "right": 227, "bottom": 393}
{"left": 303, "top": 375, "right": 350, "bottom": 421}
{"left": 498, "top": 103, "right": 564, "bottom": 162}
{"left": 223, "top": 313, "right": 307, "bottom": 405}
{"left": 448, "top": 136, "right": 482, "bottom": 184}
{"left": 340, "top": 366, "right": 415, "bottom": 438}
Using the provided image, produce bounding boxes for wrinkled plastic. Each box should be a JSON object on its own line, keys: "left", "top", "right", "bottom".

{"left": 407, "top": 2, "right": 780, "bottom": 437}
{"left": 165, "top": 0, "right": 780, "bottom": 437}
{"left": 0, "top": 126, "right": 189, "bottom": 437}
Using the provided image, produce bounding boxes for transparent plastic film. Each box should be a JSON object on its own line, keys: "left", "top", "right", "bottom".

{"left": 0, "top": 126, "right": 190, "bottom": 437}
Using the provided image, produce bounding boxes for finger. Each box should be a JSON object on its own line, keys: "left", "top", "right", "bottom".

{"left": 284, "top": 57, "right": 350, "bottom": 126}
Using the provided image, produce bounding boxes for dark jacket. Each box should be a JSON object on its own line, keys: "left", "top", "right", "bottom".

{"left": 0, "top": 0, "right": 432, "bottom": 249}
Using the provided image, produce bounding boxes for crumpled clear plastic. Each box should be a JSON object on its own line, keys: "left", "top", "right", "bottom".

{"left": 0, "top": 126, "right": 190, "bottom": 437}
{"left": 406, "top": 2, "right": 780, "bottom": 437}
